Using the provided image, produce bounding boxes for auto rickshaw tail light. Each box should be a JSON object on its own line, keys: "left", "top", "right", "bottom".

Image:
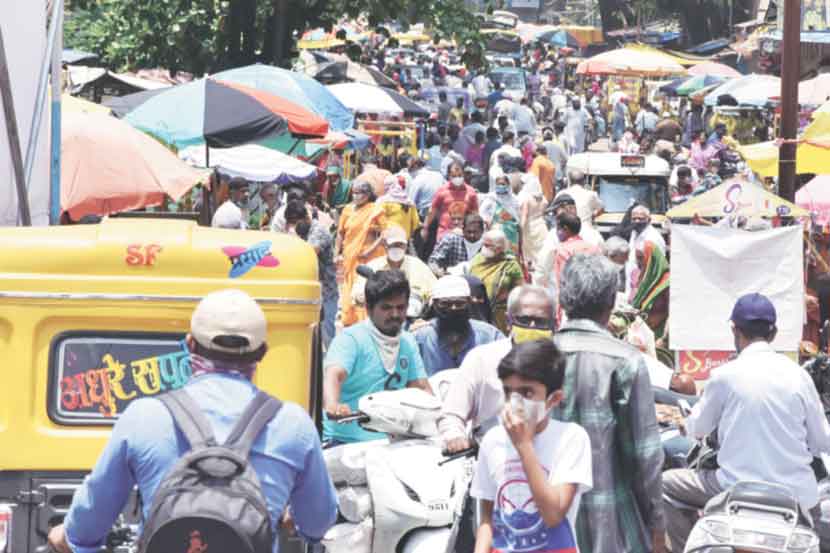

{"left": 0, "top": 504, "right": 11, "bottom": 552}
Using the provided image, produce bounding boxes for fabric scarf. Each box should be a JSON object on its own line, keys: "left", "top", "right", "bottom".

{"left": 632, "top": 241, "right": 670, "bottom": 321}
{"left": 366, "top": 319, "right": 401, "bottom": 375}
{"left": 189, "top": 352, "right": 256, "bottom": 380}
{"left": 464, "top": 237, "right": 483, "bottom": 260}
{"left": 379, "top": 175, "right": 414, "bottom": 206}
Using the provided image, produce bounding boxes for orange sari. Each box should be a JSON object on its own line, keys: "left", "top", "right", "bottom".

{"left": 339, "top": 201, "right": 387, "bottom": 326}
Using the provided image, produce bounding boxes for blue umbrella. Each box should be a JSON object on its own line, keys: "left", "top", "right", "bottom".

{"left": 537, "top": 29, "right": 582, "bottom": 48}
{"left": 213, "top": 64, "right": 354, "bottom": 132}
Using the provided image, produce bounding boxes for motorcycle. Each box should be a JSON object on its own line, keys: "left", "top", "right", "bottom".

{"left": 321, "top": 372, "right": 477, "bottom": 553}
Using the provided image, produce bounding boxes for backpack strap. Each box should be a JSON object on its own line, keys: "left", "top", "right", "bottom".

{"left": 224, "top": 391, "right": 283, "bottom": 456}
{"left": 158, "top": 389, "right": 217, "bottom": 451}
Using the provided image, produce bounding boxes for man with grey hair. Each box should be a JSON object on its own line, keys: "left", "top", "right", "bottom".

{"left": 553, "top": 254, "right": 666, "bottom": 553}
{"left": 439, "top": 284, "right": 557, "bottom": 454}
{"left": 604, "top": 235, "right": 630, "bottom": 292}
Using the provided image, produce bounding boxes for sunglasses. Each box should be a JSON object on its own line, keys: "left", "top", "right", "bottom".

{"left": 511, "top": 315, "right": 553, "bottom": 329}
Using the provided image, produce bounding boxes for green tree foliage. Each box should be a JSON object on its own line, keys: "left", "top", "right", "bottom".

{"left": 65, "top": 0, "right": 485, "bottom": 75}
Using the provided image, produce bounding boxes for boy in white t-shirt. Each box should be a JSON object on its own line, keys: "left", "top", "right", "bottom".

{"left": 470, "top": 339, "right": 592, "bottom": 553}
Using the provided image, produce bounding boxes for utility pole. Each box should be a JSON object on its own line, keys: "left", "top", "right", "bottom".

{"left": 778, "top": 0, "right": 800, "bottom": 202}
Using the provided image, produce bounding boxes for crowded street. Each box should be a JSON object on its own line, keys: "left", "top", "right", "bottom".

{"left": 3, "top": 1, "right": 830, "bottom": 553}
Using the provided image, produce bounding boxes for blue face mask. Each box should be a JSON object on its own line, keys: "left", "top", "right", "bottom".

{"left": 495, "top": 184, "right": 509, "bottom": 195}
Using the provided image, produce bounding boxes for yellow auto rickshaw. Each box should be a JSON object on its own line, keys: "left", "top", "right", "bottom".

{"left": 0, "top": 218, "right": 321, "bottom": 552}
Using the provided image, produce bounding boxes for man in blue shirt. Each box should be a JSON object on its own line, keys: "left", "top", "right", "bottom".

{"left": 415, "top": 275, "right": 504, "bottom": 375}
{"left": 48, "top": 289, "right": 337, "bottom": 553}
{"left": 323, "top": 269, "right": 433, "bottom": 444}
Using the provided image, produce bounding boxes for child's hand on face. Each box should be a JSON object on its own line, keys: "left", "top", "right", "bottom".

{"left": 502, "top": 398, "right": 535, "bottom": 448}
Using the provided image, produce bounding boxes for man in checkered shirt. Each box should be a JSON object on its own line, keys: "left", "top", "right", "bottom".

{"left": 428, "top": 214, "right": 484, "bottom": 276}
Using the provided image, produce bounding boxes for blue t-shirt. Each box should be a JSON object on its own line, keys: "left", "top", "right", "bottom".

{"left": 415, "top": 319, "right": 504, "bottom": 376}
{"left": 323, "top": 320, "right": 427, "bottom": 443}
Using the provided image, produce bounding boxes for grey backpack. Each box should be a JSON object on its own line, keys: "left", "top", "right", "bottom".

{"left": 139, "top": 388, "right": 282, "bottom": 553}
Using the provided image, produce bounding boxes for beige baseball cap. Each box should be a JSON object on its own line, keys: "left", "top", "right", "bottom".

{"left": 191, "top": 289, "right": 266, "bottom": 354}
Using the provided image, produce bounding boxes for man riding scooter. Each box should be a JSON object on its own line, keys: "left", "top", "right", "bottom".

{"left": 663, "top": 293, "right": 830, "bottom": 552}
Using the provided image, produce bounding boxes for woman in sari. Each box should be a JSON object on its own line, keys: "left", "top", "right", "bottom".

{"left": 631, "top": 241, "right": 670, "bottom": 342}
{"left": 518, "top": 173, "right": 548, "bottom": 272}
{"left": 335, "top": 179, "right": 387, "bottom": 327}
{"left": 479, "top": 174, "right": 522, "bottom": 256}
{"left": 470, "top": 228, "right": 525, "bottom": 334}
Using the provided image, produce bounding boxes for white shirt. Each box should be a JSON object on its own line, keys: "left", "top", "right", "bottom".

{"left": 687, "top": 341, "right": 830, "bottom": 509}
{"left": 471, "top": 420, "right": 593, "bottom": 553}
{"left": 494, "top": 99, "right": 517, "bottom": 118}
{"left": 556, "top": 185, "right": 603, "bottom": 230}
{"left": 490, "top": 144, "right": 522, "bottom": 170}
{"left": 513, "top": 105, "right": 537, "bottom": 135}
{"left": 472, "top": 74, "right": 492, "bottom": 99}
{"left": 439, "top": 338, "right": 513, "bottom": 441}
{"left": 211, "top": 200, "right": 246, "bottom": 229}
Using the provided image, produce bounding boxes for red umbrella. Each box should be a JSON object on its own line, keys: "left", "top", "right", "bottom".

{"left": 688, "top": 62, "right": 742, "bottom": 79}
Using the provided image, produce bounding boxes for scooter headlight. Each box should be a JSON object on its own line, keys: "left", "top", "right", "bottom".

{"left": 702, "top": 519, "right": 730, "bottom": 541}
{"left": 787, "top": 530, "right": 819, "bottom": 553}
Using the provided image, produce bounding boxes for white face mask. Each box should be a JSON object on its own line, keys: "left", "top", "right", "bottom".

{"left": 451, "top": 176, "right": 465, "bottom": 187}
{"left": 480, "top": 246, "right": 496, "bottom": 259}
{"left": 387, "top": 246, "right": 406, "bottom": 263}
{"left": 508, "top": 392, "right": 550, "bottom": 426}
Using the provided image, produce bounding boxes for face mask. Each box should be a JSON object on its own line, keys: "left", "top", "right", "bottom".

{"left": 437, "top": 309, "right": 470, "bottom": 333}
{"left": 480, "top": 246, "right": 497, "bottom": 259}
{"left": 495, "top": 184, "right": 509, "bottom": 195}
{"left": 387, "top": 247, "right": 406, "bottom": 263}
{"left": 632, "top": 221, "right": 648, "bottom": 233}
{"left": 451, "top": 176, "right": 465, "bottom": 187}
{"left": 508, "top": 392, "right": 550, "bottom": 426}
{"left": 511, "top": 323, "right": 554, "bottom": 344}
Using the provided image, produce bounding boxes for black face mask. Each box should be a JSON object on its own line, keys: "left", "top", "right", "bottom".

{"left": 436, "top": 309, "right": 471, "bottom": 335}
{"left": 632, "top": 221, "right": 649, "bottom": 233}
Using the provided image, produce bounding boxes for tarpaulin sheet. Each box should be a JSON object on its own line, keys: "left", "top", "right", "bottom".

{"left": 669, "top": 225, "right": 804, "bottom": 352}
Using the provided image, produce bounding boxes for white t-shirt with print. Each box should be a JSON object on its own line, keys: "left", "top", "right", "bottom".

{"left": 471, "top": 419, "right": 592, "bottom": 553}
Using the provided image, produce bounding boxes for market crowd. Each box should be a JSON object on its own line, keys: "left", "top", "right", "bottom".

{"left": 49, "top": 39, "right": 830, "bottom": 553}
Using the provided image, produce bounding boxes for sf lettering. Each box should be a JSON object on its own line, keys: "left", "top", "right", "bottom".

{"left": 126, "top": 244, "right": 163, "bottom": 266}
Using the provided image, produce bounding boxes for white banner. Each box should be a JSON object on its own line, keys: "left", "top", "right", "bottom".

{"left": 669, "top": 225, "right": 804, "bottom": 352}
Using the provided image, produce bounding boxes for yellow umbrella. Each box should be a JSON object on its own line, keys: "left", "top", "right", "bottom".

{"left": 667, "top": 178, "right": 808, "bottom": 218}
{"left": 61, "top": 93, "right": 111, "bottom": 115}
{"left": 740, "top": 114, "right": 830, "bottom": 177}
{"left": 297, "top": 38, "right": 346, "bottom": 50}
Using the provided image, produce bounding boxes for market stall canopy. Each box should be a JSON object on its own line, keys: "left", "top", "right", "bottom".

{"left": 740, "top": 114, "right": 830, "bottom": 177}
{"left": 327, "top": 82, "right": 429, "bottom": 117}
{"left": 576, "top": 47, "right": 686, "bottom": 77}
{"left": 667, "top": 178, "right": 808, "bottom": 218}
{"left": 688, "top": 61, "right": 742, "bottom": 78}
{"left": 213, "top": 64, "right": 354, "bottom": 132}
{"left": 105, "top": 88, "right": 169, "bottom": 118}
{"left": 123, "top": 78, "right": 329, "bottom": 150}
{"left": 179, "top": 144, "right": 317, "bottom": 184}
{"left": 796, "top": 175, "right": 830, "bottom": 226}
{"left": 61, "top": 111, "right": 207, "bottom": 220}
{"left": 62, "top": 49, "right": 98, "bottom": 65}
{"left": 703, "top": 73, "right": 781, "bottom": 107}
{"left": 310, "top": 59, "right": 397, "bottom": 89}
{"left": 536, "top": 29, "right": 583, "bottom": 48}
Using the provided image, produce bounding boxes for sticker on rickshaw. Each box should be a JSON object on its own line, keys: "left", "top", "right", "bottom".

{"left": 222, "top": 240, "right": 279, "bottom": 278}
{"left": 51, "top": 333, "right": 191, "bottom": 423}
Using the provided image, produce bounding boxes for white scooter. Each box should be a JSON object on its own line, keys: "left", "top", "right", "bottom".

{"left": 321, "top": 370, "right": 476, "bottom": 553}
{"left": 680, "top": 480, "right": 821, "bottom": 553}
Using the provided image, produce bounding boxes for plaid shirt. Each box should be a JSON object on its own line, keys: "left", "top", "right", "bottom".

{"left": 428, "top": 232, "right": 469, "bottom": 271}
{"left": 553, "top": 319, "right": 665, "bottom": 553}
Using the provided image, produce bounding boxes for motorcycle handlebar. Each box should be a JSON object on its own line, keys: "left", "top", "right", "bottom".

{"left": 439, "top": 445, "right": 478, "bottom": 465}
{"left": 328, "top": 412, "right": 371, "bottom": 424}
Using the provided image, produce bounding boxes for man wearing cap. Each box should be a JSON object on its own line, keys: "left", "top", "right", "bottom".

{"left": 663, "top": 293, "right": 830, "bottom": 552}
{"left": 324, "top": 270, "right": 433, "bottom": 445}
{"left": 351, "top": 226, "right": 436, "bottom": 322}
{"left": 414, "top": 275, "right": 504, "bottom": 375}
{"left": 439, "top": 284, "right": 556, "bottom": 453}
{"left": 48, "top": 290, "right": 337, "bottom": 553}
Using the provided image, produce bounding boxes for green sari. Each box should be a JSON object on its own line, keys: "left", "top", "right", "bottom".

{"left": 632, "top": 242, "right": 670, "bottom": 339}
{"left": 470, "top": 251, "right": 525, "bottom": 334}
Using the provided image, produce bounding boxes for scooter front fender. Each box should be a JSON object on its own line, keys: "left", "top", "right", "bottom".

{"left": 399, "top": 527, "right": 452, "bottom": 553}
